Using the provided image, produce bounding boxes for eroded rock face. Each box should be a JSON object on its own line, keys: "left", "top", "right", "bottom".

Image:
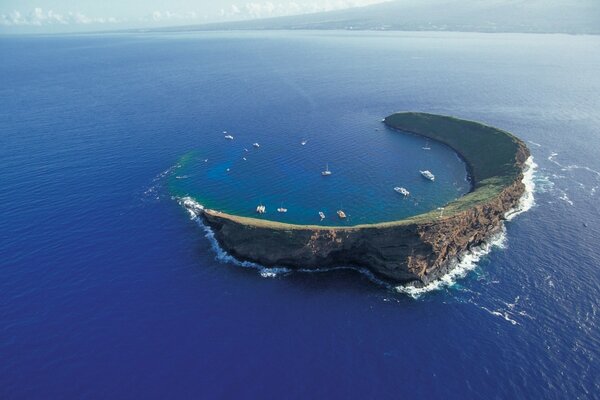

{"left": 185, "top": 113, "right": 530, "bottom": 286}
{"left": 201, "top": 173, "right": 525, "bottom": 285}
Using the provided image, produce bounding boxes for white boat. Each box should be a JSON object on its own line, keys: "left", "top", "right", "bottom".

{"left": 224, "top": 135, "right": 234, "bottom": 140}
{"left": 321, "top": 163, "right": 332, "bottom": 176}
{"left": 337, "top": 210, "right": 347, "bottom": 219}
{"left": 319, "top": 211, "right": 325, "bottom": 219}
{"left": 422, "top": 140, "right": 431, "bottom": 150}
{"left": 242, "top": 157, "right": 247, "bottom": 161}
{"left": 226, "top": 168, "right": 230, "bottom": 172}
{"left": 394, "top": 186, "right": 410, "bottom": 196}
{"left": 277, "top": 207, "right": 288, "bottom": 213}
{"left": 256, "top": 204, "right": 266, "bottom": 214}
{"left": 420, "top": 170, "right": 435, "bottom": 181}
{"left": 244, "top": 148, "right": 249, "bottom": 152}
{"left": 301, "top": 140, "right": 308, "bottom": 146}
{"left": 204, "top": 159, "right": 208, "bottom": 163}
{"left": 253, "top": 143, "right": 260, "bottom": 148}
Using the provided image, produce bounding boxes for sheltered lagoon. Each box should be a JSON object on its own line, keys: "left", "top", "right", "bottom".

{"left": 177, "top": 112, "right": 530, "bottom": 284}
{"left": 169, "top": 113, "right": 472, "bottom": 226}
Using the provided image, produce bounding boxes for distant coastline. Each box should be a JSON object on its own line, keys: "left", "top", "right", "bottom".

{"left": 182, "top": 112, "right": 530, "bottom": 285}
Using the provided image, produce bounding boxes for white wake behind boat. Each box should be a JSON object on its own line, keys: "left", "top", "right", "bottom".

{"left": 420, "top": 170, "right": 435, "bottom": 181}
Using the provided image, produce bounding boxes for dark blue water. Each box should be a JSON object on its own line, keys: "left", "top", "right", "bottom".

{"left": 1, "top": 31, "right": 599, "bottom": 399}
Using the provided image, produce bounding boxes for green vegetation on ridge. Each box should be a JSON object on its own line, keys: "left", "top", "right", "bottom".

{"left": 183, "top": 112, "right": 527, "bottom": 229}
{"left": 384, "top": 112, "right": 526, "bottom": 220}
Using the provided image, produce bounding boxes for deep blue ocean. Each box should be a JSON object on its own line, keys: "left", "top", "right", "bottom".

{"left": 1, "top": 31, "right": 599, "bottom": 399}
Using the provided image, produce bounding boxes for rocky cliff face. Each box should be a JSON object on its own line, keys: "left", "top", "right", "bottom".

{"left": 185, "top": 114, "right": 530, "bottom": 286}
{"left": 201, "top": 171, "right": 525, "bottom": 285}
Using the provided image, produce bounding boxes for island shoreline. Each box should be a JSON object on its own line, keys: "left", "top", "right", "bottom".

{"left": 181, "top": 112, "right": 530, "bottom": 285}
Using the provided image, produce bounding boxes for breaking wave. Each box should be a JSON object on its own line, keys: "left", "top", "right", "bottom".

{"left": 505, "top": 156, "right": 537, "bottom": 221}
{"left": 398, "top": 156, "right": 537, "bottom": 299}
{"left": 176, "top": 157, "right": 536, "bottom": 298}
{"left": 395, "top": 227, "right": 508, "bottom": 299}
{"left": 177, "top": 196, "right": 394, "bottom": 286}
{"left": 177, "top": 196, "right": 292, "bottom": 277}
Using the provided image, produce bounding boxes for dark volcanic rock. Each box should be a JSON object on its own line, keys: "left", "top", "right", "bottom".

{"left": 185, "top": 113, "right": 530, "bottom": 286}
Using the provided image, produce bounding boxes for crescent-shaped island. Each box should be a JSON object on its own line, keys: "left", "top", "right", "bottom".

{"left": 182, "top": 112, "right": 531, "bottom": 286}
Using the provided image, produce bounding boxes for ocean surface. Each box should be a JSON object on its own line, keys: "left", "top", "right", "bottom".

{"left": 1, "top": 31, "right": 599, "bottom": 399}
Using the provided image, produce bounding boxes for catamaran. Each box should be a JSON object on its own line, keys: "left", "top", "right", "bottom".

{"left": 256, "top": 204, "right": 266, "bottom": 214}
{"left": 321, "top": 163, "right": 332, "bottom": 176}
{"left": 337, "top": 210, "right": 347, "bottom": 219}
{"left": 420, "top": 170, "right": 435, "bottom": 181}
{"left": 394, "top": 187, "right": 410, "bottom": 196}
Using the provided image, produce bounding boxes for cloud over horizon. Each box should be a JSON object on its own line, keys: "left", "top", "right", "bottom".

{"left": 0, "top": 8, "right": 120, "bottom": 27}
{"left": 220, "top": 1, "right": 386, "bottom": 20}
{"left": 1, "top": 1, "right": 388, "bottom": 30}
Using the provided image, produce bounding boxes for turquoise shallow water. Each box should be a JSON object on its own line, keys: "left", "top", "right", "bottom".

{"left": 170, "top": 120, "right": 470, "bottom": 226}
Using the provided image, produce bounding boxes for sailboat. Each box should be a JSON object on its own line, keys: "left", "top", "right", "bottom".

{"left": 422, "top": 140, "right": 431, "bottom": 150}
{"left": 319, "top": 211, "right": 325, "bottom": 220}
{"left": 321, "top": 163, "right": 332, "bottom": 176}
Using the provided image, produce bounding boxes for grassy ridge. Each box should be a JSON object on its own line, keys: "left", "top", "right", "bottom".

{"left": 384, "top": 112, "right": 522, "bottom": 186}
{"left": 383, "top": 112, "right": 526, "bottom": 220}
{"left": 189, "top": 113, "right": 527, "bottom": 229}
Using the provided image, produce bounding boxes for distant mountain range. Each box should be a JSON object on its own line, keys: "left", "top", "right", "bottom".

{"left": 155, "top": 0, "right": 600, "bottom": 34}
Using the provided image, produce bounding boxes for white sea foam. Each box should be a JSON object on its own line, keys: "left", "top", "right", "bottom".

{"left": 399, "top": 156, "right": 536, "bottom": 298}
{"left": 177, "top": 196, "right": 291, "bottom": 276}
{"left": 548, "top": 151, "right": 600, "bottom": 182}
{"left": 176, "top": 197, "right": 399, "bottom": 284}
{"left": 505, "top": 156, "right": 537, "bottom": 221}
{"left": 558, "top": 192, "right": 574, "bottom": 206}
{"left": 543, "top": 150, "right": 599, "bottom": 200}
{"left": 395, "top": 227, "right": 508, "bottom": 299}
{"left": 176, "top": 156, "right": 536, "bottom": 298}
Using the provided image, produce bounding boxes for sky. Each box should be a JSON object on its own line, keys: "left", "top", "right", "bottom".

{"left": 0, "top": 0, "right": 388, "bottom": 33}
